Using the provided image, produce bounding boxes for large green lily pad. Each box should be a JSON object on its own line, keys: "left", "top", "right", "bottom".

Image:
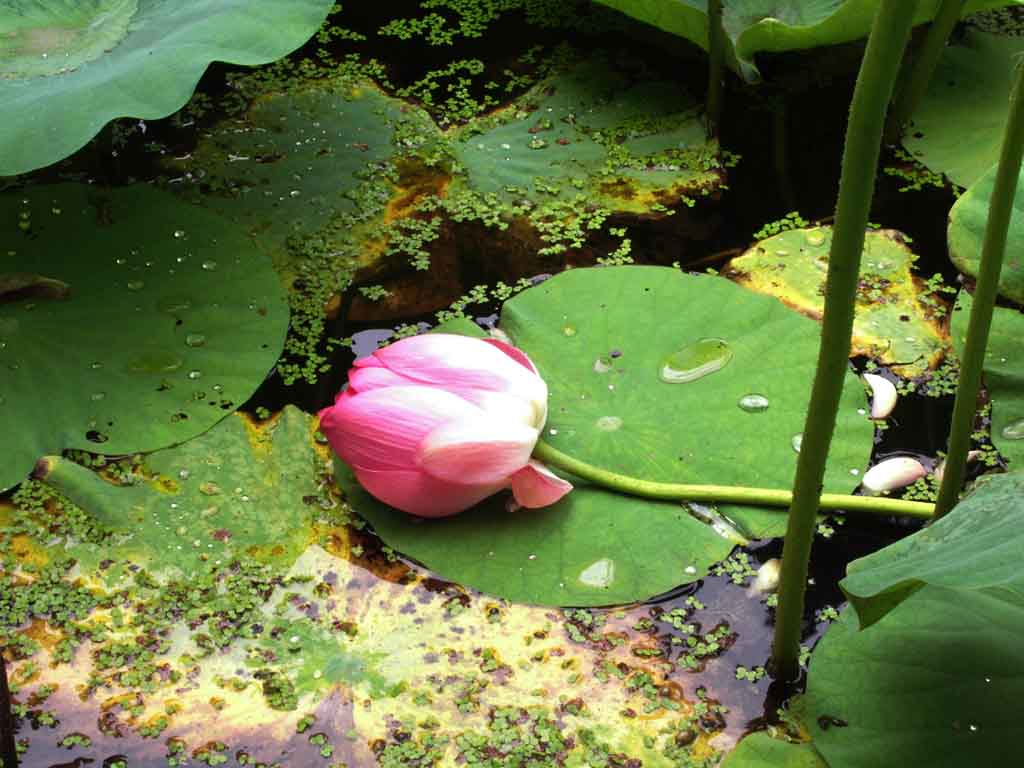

{"left": 451, "top": 57, "right": 724, "bottom": 213}
{"left": 593, "top": 1, "right": 1017, "bottom": 80}
{"left": 0, "top": 183, "right": 289, "bottom": 492}
{"left": 728, "top": 227, "right": 949, "bottom": 376}
{"left": 803, "top": 472, "right": 1024, "bottom": 766}
{"left": 902, "top": 25, "right": 1024, "bottom": 188}
{"left": 0, "top": 0, "right": 335, "bottom": 176}
{"left": 948, "top": 162, "right": 1024, "bottom": 304}
{"left": 336, "top": 266, "right": 874, "bottom": 607}
{"left": 722, "top": 732, "right": 827, "bottom": 768}
{"left": 952, "top": 292, "right": 1024, "bottom": 467}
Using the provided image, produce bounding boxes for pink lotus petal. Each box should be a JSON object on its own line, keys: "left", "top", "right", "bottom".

{"left": 321, "top": 386, "right": 480, "bottom": 471}
{"left": 484, "top": 337, "right": 538, "bottom": 373}
{"left": 354, "top": 354, "right": 384, "bottom": 368}
{"left": 417, "top": 418, "right": 538, "bottom": 484}
{"left": 374, "top": 334, "right": 545, "bottom": 401}
{"left": 348, "top": 365, "right": 416, "bottom": 393}
{"left": 510, "top": 460, "right": 573, "bottom": 508}
{"left": 861, "top": 456, "right": 927, "bottom": 495}
{"left": 351, "top": 464, "right": 504, "bottom": 518}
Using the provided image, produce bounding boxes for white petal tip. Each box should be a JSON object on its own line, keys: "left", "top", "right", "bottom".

{"left": 861, "top": 456, "right": 927, "bottom": 495}
{"left": 863, "top": 373, "right": 898, "bottom": 420}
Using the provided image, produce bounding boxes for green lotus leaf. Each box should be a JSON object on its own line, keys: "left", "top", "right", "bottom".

{"left": 840, "top": 471, "right": 1024, "bottom": 628}
{"left": 952, "top": 292, "right": 1024, "bottom": 467}
{"left": 35, "top": 407, "right": 326, "bottom": 581}
{"left": 0, "top": 0, "right": 335, "bottom": 176}
{"left": 0, "top": 183, "right": 289, "bottom": 492}
{"left": 336, "top": 266, "right": 874, "bottom": 606}
{"left": 592, "top": 1, "right": 1018, "bottom": 80}
{"left": 451, "top": 55, "right": 724, "bottom": 214}
{"left": 728, "top": 227, "right": 948, "bottom": 377}
{"left": 902, "top": 25, "right": 1024, "bottom": 188}
{"left": 804, "top": 584, "right": 1024, "bottom": 768}
{"left": 948, "top": 162, "right": 1024, "bottom": 303}
{"left": 722, "top": 732, "right": 827, "bottom": 768}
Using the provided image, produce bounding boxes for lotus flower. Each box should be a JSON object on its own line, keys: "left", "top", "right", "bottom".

{"left": 319, "top": 333, "right": 572, "bottom": 517}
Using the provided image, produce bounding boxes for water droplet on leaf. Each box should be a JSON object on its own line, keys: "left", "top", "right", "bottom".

{"left": 659, "top": 338, "right": 732, "bottom": 383}
{"left": 738, "top": 393, "right": 769, "bottom": 413}
{"left": 1000, "top": 417, "right": 1024, "bottom": 440}
{"left": 578, "top": 558, "right": 615, "bottom": 588}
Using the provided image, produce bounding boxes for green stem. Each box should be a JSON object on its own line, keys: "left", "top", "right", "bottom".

{"left": 933, "top": 62, "right": 1024, "bottom": 518}
{"left": 885, "top": 0, "right": 966, "bottom": 143}
{"left": 532, "top": 441, "right": 933, "bottom": 519}
{"left": 705, "top": 0, "right": 725, "bottom": 137}
{"left": 770, "top": 0, "right": 918, "bottom": 684}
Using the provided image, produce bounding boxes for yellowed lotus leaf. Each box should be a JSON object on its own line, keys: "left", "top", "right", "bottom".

{"left": 2, "top": 407, "right": 767, "bottom": 766}
{"left": 727, "top": 227, "right": 950, "bottom": 377}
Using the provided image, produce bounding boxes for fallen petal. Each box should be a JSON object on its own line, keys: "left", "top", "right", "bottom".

{"left": 863, "top": 372, "right": 897, "bottom": 420}
{"left": 861, "top": 456, "right": 927, "bottom": 495}
{"left": 751, "top": 558, "right": 781, "bottom": 594}
{"left": 510, "top": 460, "right": 573, "bottom": 508}
{"left": 933, "top": 450, "right": 982, "bottom": 483}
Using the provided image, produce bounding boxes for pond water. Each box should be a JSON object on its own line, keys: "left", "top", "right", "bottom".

{"left": 0, "top": 3, "right": 1010, "bottom": 767}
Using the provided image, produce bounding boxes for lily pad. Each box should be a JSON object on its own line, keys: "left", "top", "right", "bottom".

{"left": 728, "top": 227, "right": 949, "bottom": 376}
{"left": 35, "top": 406, "right": 326, "bottom": 581}
{"left": 722, "top": 732, "right": 827, "bottom": 768}
{"left": 593, "top": 1, "right": 1016, "bottom": 80}
{"left": 0, "top": 0, "right": 335, "bottom": 176}
{"left": 804, "top": 585, "right": 1024, "bottom": 768}
{"left": 0, "top": 183, "right": 289, "bottom": 492}
{"left": 336, "top": 266, "right": 874, "bottom": 606}
{"left": 841, "top": 471, "right": 1024, "bottom": 628}
{"left": 948, "top": 162, "right": 1024, "bottom": 304}
{"left": 951, "top": 292, "right": 1024, "bottom": 467}
{"left": 803, "top": 472, "right": 1024, "bottom": 766}
{"left": 451, "top": 56, "right": 724, "bottom": 213}
{"left": 902, "top": 24, "right": 1024, "bottom": 188}
{"left": 337, "top": 460, "right": 733, "bottom": 607}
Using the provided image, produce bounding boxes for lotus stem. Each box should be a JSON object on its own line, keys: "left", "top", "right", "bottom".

{"left": 532, "top": 441, "right": 933, "bottom": 519}
{"left": 885, "top": 0, "right": 967, "bottom": 143}
{"left": 706, "top": 0, "right": 725, "bottom": 136}
{"left": 933, "top": 60, "right": 1024, "bottom": 519}
{"left": 770, "top": 0, "right": 918, "bottom": 684}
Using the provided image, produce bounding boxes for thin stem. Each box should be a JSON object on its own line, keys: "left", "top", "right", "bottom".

{"left": 770, "top": 0, "right": 918, "bottom": 684}
{"left": 934, "top": 62, "right": 1024, "bottom": 518}
{"left": 533, "top": 441, "right": 933, "bottom": 519}
{"left": 885, "top": 0, "right": 966, "bottom": 143}
{"left": 706, "top": 0, "right": 725, "bottom": 137}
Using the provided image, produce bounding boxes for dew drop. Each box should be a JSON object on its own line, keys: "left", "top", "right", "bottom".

{"left": 578, "top": 558, "right": 615, "bottom": 588}
{"left": 90, "top": 361, "right": 103, "bottom": 370}
{"left": 187, "top": 370, "right": 202, "bottom": 380}
{"left": 126, "top": 280, "right": 144, "bottom": 291}
{"left": 127, "top": 351, "right": 184, "bottom": 373}
{"left": 738, "top": 393, "right": 769, "bottom": 413}
{"left": 115, "top": 257, "right": 127, "bottom": 266}
{"left": 527, "top": 554, "right": 537, "bottom": 561}
{"left": 791, "top": 433, "right": 803, "bottom": 453}
{"left": 185, "top": 333, "right": 206, "bottom": 348}
{"left": 659, "top": 338, "right": 732, "bottom": 383}
{"left": 593, "top": 356, "right": 612, "bottom": 373}
{"left": 158, "top": 296, "right": 192, "bottom": 313}
{"left": 562, "top": 325, "right": 577, "bottom": 337}
{"left": 90, "top": 391, "right": 106, "bottom": 401}
{"left": 1000, "top": 417, "right": 1024, "bottom": 440}
{"left": 596, "top": 415, "right": 623, "bottom": 431}
{"left": 173, "top": 229, "right": 185, "bottom": 238}
{"left": 201, "top": 260, "right": 218, "bottom": 271}
{"left": 804, "top": 229, "right": 827, "bottom": 247}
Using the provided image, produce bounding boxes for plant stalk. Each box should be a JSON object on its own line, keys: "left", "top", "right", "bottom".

{"left": 933, "top": 61, "right": 1024, "bottom": 518}
{"left": 532, "top": 441, "right": 933, "bottom": 519}
{"left": 770, "top": 0, "right": 918, "bottom": 684}
{"left": 885, "top": 0, "right": 966, "bottom": 143}
{"left": 706, "top": 0, "right": 725, "bottom": 137}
